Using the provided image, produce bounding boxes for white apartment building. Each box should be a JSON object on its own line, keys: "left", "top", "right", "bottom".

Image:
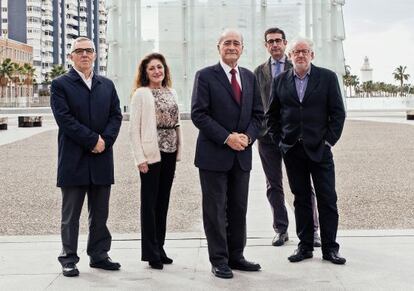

{"left": 0, "top": 0, "right": 108, "bottom": 83}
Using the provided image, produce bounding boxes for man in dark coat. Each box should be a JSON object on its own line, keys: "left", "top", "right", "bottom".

{"left": 254, "top": 27, "right": 321, "bottom": 247}
{"left": 191, "top": 29, "right": 264, "bottom": 279}
{"left": 51, "top": 36, "right": 123, "bottom": 277}
{"left": 266, "top": 37, "right": 347, "bottom": 265}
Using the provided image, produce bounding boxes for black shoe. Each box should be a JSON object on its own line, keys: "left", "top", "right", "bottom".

{"left": 149, "top": 260, "right": 164, "bottom": 269}
{"left": 272, "top": 232, "right": 289, "bottom": 246}
{"left": 323, "top": 251, "right": 346, "bottom": 265}
{"left": 288, "top": 248, "right": 313, "bottom": 263}
{"left": 62, "top": 263, "right": 79, "bottom": 277}
{"left": 211, "top": 264, "right": 233, "bottom": 279}
{"left": 229, "top": 258, "right": 261, "bottom": 271}
{"left": 313, "top": 232, "right": 321, "bottom": 247}
{"left": 90, "top": 257, "right": 121, "bottom": 270}
{"left": 161, "top": 256, "right": 173, "bottom": 264}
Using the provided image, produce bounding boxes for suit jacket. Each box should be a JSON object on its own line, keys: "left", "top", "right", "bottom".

{"left": 266, "top": 64, "right": 346, "bottom": 162}
{"left": 254, "top": 56, "right": 292, "bottom": 144}
{"left": 51, "top": 68, "right": 122, "bottom": 187}
{"left": 191, "top": 63, "right": 264, "bottom": 172}
{"left": 129, "top": 86, "right": 183, "bottom": 167}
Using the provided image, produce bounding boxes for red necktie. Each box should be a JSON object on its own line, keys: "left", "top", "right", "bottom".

{"left": 230, "top": 68, "right": 241, "bottom": 104}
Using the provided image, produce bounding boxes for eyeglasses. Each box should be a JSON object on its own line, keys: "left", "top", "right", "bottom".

{"left": 291, "top": 49, "right": 311, "bottom": 56}
{"left": 266, "top": 38, "right": 284, "bottom": 45}
{"left": 72, "top": 48, "right": 95, "bottom": 55}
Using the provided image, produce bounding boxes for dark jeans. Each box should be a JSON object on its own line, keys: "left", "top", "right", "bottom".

{"left": 140, "top": 151, "right": 177, "bottom": 262}
{"left": 283, "top": 143, "right": 340, "bottom": 254}
{"left": 58, "top": 185, "right": 112, "bottom": 266}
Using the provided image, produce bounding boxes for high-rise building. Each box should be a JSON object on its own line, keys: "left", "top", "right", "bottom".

{"left": 0, "top": 0, "right": 108, "bottom": 83}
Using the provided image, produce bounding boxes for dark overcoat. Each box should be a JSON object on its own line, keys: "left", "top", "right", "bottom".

{"left": 51, "top": 68, "right": 122, "bottom": 187}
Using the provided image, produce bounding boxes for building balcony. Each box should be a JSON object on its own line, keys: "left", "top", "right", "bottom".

{"left": 43, "top": 35, "right": 54, "bottom": 42}
{"left": 27, "top": 10, "right": 42, "bottom": 18}
{"left": 66, "top": 17, "right": 79, "bottom": 27}
{"left": 66, "top": 27, "right": 79, "bottom": 37}
{"left": 43, "top": 24, "right": 54, "bottom": 32}
{"left": 66, "top": 6, "right": 78, "bottom": 17}
{"left": 43, "top": 14, "right": 53, "bottom": 22}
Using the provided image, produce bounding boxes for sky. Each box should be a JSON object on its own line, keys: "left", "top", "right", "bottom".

{"left": 343, "top": 0, "right": 414, "bottom": 84}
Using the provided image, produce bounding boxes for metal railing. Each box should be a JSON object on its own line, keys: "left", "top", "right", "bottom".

{"left": 0, "top": 96, "right": 50, "bottom": 108}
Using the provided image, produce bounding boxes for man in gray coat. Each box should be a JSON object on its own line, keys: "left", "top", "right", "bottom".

{"left": 254, "top": 27, "right": 320, "bottom": 247}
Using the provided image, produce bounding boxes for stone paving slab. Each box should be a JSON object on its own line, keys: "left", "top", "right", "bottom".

{"left": 1, "top": 231, "right": 414, "bottom": 290}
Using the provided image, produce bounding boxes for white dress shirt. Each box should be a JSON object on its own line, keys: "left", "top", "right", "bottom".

{"left": 219, "top": 59, "right": 242, "bottom": 90}
{"left": 73, "top": 67, "right": 93, "bottom": 90}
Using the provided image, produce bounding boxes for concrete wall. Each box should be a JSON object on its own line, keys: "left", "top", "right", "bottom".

{"left": 346, "top": 96, "right": 414, "bottom": 111}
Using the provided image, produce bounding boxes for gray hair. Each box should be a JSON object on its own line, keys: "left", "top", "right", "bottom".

{"left": 287, "top": 37, "right": 314, "bottom": 53}
{"left": 217, "top": 28, "right": 244, "bottom": 45}
{"left": 70, "top": 36, "right": 95, "bottom": 53}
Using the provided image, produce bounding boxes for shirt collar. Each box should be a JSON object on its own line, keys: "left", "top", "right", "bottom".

{"left": 271, "top": 55, "right": 286, "bottom": 65}
{"left": 220, "top": 59, "right": 239, "bottom": 74}
{"left": 73, "top": 67, "right": 94, "bottom": 81}
{"left": 293, "top": 65, "right": 312, "bottom": 79}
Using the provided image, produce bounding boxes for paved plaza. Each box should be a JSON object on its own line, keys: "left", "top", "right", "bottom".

{"left": 1, "top": 111, "right": 414, "bottom": 290}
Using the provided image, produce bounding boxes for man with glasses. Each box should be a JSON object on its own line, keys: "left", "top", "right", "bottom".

{"left": 266, "top": 37, "right": 346, "bottom": 265}
{"left": 254, "top": 28, "right": 321, "bottom": 248}
{"left": 51, "top": 36, "right": 123, "bottom": 276}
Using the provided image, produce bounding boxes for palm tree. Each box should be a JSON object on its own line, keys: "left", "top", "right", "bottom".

{"left": 361, "top": 81, "right": 374, "bottom": 97}
{"left": 393, "top": 66, "right": 410, "bottom": 96}
{"left": 349, "top": 75, "right": 359, "bottom": 97}
{"left": 343, "top": 66, "right": 359, "bottom": 97}
{"left": 11, "top": 62, "right": 23, "bottom": 99}
{"left": 0, "top": 58, "right": 14, "bottom": 98}
{"left": 343, "top": 71, "right": 352, "bottom": 97}
{"left": 21, "top": 63, "right": 36, "bottom": 97}
{"left": 49, "top": 64, "right": 67, "bottom": 80}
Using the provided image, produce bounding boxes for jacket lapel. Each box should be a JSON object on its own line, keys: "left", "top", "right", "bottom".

{"left": 91, "top": 73, "right": 102, "bottom": 91}
{"left": 213, "top": 63, "right": 235, "bottom": 101}
{"left": 286, "top": 69, "right": 300, "bottom": 103}
{"left": 284, "top": 58, "right": 293, "bottom": 71}
{"left": 262, "top": 58, "right": 272, "bottom": 84}
{"left": 302, "top": 64, "right": 320, "bottom": 103}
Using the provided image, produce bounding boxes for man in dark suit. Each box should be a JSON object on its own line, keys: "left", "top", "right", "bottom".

{"left": 266, "top": 37, "right": 346, "bottom": 265}
{"left": 191, "top": 29, "right": 264, "bottom": 279}
{"left": 51, "top": 36, "right": 123, "bottom": 277}
{"left": 254, "top": 27, "right": 321, "bottom": 247}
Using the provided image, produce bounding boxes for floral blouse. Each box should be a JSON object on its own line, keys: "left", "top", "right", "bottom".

{"left": 151, "top": 88, "right": 179, "bottom": 153}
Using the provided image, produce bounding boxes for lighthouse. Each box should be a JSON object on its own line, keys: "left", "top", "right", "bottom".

{"left": 360, "top": 56, "right": 373, "bottom": 83}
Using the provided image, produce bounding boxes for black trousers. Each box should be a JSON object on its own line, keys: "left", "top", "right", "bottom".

{"left": 283, "top": 143, "right": 340, "bottom": 255}
{"left": 58, "top": 185, "right": 112, "bottom": 266}
{"left": 258, "top": 140, "right": 319, "bottom": 234}
{"left": 140, "top": 151, "right": 177, "bottom": 262}
{"left": 199, "top": 159, "right": 250, "bottom": 266}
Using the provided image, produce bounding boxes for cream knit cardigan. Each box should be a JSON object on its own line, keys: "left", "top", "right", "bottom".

{"left": 129, "top": 87, "right": 182, "bottom": 168}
